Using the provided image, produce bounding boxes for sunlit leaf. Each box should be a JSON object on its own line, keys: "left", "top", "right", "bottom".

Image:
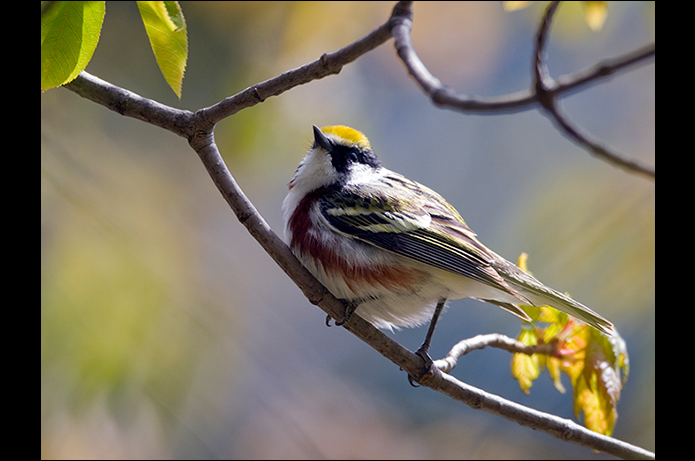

{"left": 512, "top": 328, "right": 541, "bottom": 394}
{"left": 574, "top": 368, "right": 617, "bottom": 435}
{"left": 571, "top": 328, "right": 626, "bottom": 435}
{"left": 41, "top": 1, "right": 106, "bottom": 91}
{"left": 582, "top": 1, "right": 608, "bottom": 31}
{"left": 558, "top": 338, "right": 586, "bottom": 383}
{"left": 512, "top": 254, "right": 628, "bottom": 434}
{"left": 537, "top": 305, "right": 559, "bottom": 323}
{"left": 137, "top": 1, "right": 188, "bottom": 98}
{"left": 516, "top": 252, "right": 530, "bottom": 273}
{"left": 574, "top": 375, "right": 603, "bottom": 432}
{"left": 546, "top": 357, "right": 566, "bottom": 393}
{"left": 503, "top": 1, "right": 534, "bottom": 12}
{"left": 520, "top": 303, "right": 541, "bottom": 322}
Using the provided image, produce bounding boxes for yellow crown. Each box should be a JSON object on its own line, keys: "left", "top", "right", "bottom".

{"left": 320, "top": 125, "right": 372, "bottom": 150}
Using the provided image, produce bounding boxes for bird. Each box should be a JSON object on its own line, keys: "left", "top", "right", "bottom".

{"left": 283, "top": 125, "right": 614, "bottom": 363}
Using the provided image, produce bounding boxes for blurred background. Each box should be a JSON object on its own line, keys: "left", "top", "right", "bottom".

{"left": 41, "top": 2, "right": 655, "bottom": 458}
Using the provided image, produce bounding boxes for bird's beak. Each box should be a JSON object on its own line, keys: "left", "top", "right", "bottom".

{"left": 313, "top": 125, "right": 332, "bottom": 152}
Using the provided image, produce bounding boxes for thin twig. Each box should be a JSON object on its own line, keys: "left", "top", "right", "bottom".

{"left": 431, "top": 372, "right": 655, "bottom": 460}
{"left": 553, "top": 42, "right": 655, "bottom": 96}
{"left": 433, "top": 333, "right": 555, "bottom": 374}
{"left": 533, "top": 2, "right": 655, "bottom": 180}
{"left": 391, "top": 1, "right": 654, "bottom": 180}
{"left": 198, "top": 21, "right": 393, "bottom": 126}
{"left": 544, "top": 103, "right": 656, "bottom": 180}
{"left": 391, "top": 1, "right": 538, "bottom": 113}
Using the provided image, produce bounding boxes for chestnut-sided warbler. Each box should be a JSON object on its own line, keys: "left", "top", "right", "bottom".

{"left": 283, "top": 125, "right": 613, "bottom": 357}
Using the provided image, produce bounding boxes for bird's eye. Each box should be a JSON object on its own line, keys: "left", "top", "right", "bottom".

{"left": 347, "top": 150, "right": 358, "bottom": 163}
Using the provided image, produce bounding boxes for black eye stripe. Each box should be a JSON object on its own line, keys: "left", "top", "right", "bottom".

{"left": 328, "top": 143, "right": 381, "bottom": 174}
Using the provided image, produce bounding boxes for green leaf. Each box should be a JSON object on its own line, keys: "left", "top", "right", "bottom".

{"left": 41, "top": 1, "right": 106, "bottom": 91}
{"left": 582, "top": 1, "right": 608, "bottom": 31}
{"left": 502, "top": 1, "right": 533, "bottom": 11}
{"left": 546, "top": 356, "right": 566, "bottom": 393}
{"left": 511, "top": 254, "right": 628, "bottom": 435}
{"left": 137, "top": 1, "right": 188, "bottom": 98}
{"left": 571, "top": 328, "right": 627, "bottom": 436}
{"left": 512, "top": 328, "right": 541, "bottom": 394}
{"left": 574, "top": 368, "right": 617, "bottom": 436}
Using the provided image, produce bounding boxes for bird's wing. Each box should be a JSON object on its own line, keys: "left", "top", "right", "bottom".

{"left": 490, "top": 257, "right": 614, "bottom": 334}
{"left": 319, "top": 172, "right": 613, "bottom": 334}
{"left": 319, "top": 172, "right": 526, "bottom": 300}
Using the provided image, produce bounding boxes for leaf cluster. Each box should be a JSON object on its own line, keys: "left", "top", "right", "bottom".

{"left": 512, "top": 254, "right": 629, "bottom": 436}
{"left": 41, "top": 1, "right": 188, "bottom": 98}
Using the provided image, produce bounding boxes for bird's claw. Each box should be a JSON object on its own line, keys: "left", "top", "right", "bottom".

{"left": 407, "top": 347, "right": 434, "bottom": 387}
{"left": 326, "top": 300, "right": 358, "bottom": 327}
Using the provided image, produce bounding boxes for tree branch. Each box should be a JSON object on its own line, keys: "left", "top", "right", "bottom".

{"left": 428, "top": 371, "right": 655, "bottom": 460}
{"left": 433, "top": 333, "right": 556, "bottom": 374}
{"left": 65, "top": 71, "right": 194, "bottom": 138}
{"left": 391, "top": 1, "right": 655, "bottom": 180}
{"left": 391, "top": 2, "right": 538, "bottom": 112}
{"left": 533, "top": 2, "right": 655, "bottom": 180}
{"left": 197, "top": 20, "right": 393, "bottom": 126}
{"left": 553, "top": 42, "right": 655, "bottom": 97}
{"left": 59, "top": 2, "right": 654, "bottom": 458}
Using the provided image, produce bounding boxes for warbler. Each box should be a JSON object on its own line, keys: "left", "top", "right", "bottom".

{"left": 283, "top": 125, "right": 613, "bottom": 358}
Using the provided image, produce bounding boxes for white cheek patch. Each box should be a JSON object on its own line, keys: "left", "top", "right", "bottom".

{"left": 346, "top": 163, "right": 384, "bottom": 186}
{"left": 290, "top": 149, "right": 339, "bottom": 191}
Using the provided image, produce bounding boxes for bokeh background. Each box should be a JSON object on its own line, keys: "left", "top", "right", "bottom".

{"left": 41, "top": 2, "right": 655, "bottom": 458}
